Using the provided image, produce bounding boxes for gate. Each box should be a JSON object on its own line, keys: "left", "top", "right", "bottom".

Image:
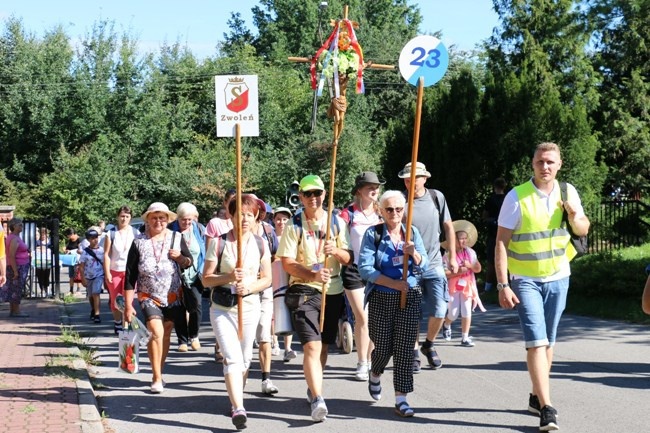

{"left": 19, "top": 219, "right": 62, "bottom": 299}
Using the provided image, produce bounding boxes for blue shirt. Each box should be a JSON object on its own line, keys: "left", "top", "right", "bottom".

{"left": 357, "top": 223, "right": 429, "bottom": 297}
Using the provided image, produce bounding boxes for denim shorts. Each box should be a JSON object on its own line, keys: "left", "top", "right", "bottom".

{"left": 420, "top": 266, "right": 449, "bottom": 318}
{"left": 512, "top": 277, "right": 569, "bottom": 348}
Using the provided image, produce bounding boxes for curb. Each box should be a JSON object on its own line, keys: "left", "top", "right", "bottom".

{"left": 60, "top": 304, "right": 105, "bottom": 433}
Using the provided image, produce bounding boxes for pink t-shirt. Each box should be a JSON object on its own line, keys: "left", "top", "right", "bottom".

{"left": 6, "top": 233, "right": 30, "bottom": 265}
{"left": 205, "top": 217, "right": 233, "bottom": 238}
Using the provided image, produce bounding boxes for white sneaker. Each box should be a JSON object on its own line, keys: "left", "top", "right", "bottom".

{"left": 310, "top": 396, "right": 328, "bottom": 422}
{"left": 261, "top": 379, "right": 279, "bottom": 395}
{"left": 461, "top": 336, "right": 475, "bottom": 347}
{"left": 150, "top": 381, "right": 164, "bottom": 394}
{"left": 271, "top": 345, "right": 281, "bottom": 356}
{"left": 354, "top": 362, "right": 369, "bottom": 381}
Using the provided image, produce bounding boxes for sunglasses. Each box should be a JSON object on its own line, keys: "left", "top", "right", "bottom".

{"left": 302, "top": 190, "right": 323, "bottom": 198}
{"left": 384, "top": 207, "right": 404, "bottom": 213}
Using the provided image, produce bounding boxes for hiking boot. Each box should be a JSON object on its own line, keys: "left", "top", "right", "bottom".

{"left": 261, "top": 379, "right": 279, "bottom": 395}
{"left": 310, "top": 396, "right": 328, "bottom": 422}
{"left": 442, "top": 324, "right": 452, "bottom": 341}
{"left": 528, "top": 393, "right": 541, "bottom": 415}
{"left": 539, "top": 405, "right": 559, "bottom": 431}
{"left": 420, "top": 344, "right": 442, "bottom": 369}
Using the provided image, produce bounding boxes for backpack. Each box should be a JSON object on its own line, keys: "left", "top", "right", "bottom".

{"left": 259, "top": 221, "right": 278, "bottom": 260}
{"left": 403, "top": 189, "right": 446, "bottom": 243}
{"left": 292, "top": 212, "right": 341, "bottom": 249}
{"left": 214, "top": 232, "right": 265, "bottom": 273}
{"left": 109, "top": 226, "right": 140, "bottom": 246}
{"left": 559, "top": 182, "right": 588, "bottom": 256}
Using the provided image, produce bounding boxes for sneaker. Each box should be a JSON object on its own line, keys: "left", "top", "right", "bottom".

{"left": 306, "top": 388, "right": 313, "bottom": 405}
{"left": 460, "top": 337, "right": 475, "bottom": 347}
{"left": 231, "top": 408, "right": 247, "bottom": 430}
{"left": 539, "top": 405, "right": 559, "bottom": 431}
{"left": 89, "top": 310, "right": 95, "bottom": 321}
{"left": 261, "top": 379, "right": 279, "bottom": 395}
{"left": 178, "top": 343, "right": 189, "bottom": 352}
{"left": 283, "top": 350, "right": 297, "bottom": 362}
{"left": 114, "top": 323, "right": 123, "bottom": 335}
{"left": 190, "top": 338, "right": 201, "bottom": 351}
{"left": 528, "top": 393, "right": 541, "bottom": 416}
{"left": 310, "top": 396, "right": 328, "bottom": 422}
{"left": 442, "top": 324, "right": 452, "bottom": 341}
{"left": 150, "top": 381, "right": 164, "bottom": 394}
{"left": 93, "top": 315, "right": 101, "bottom": 323}
{"left": 355, "top": 362, "right": 369, "bottom": 381}
{"left": 412, "top": 357, "right": 421, "bottom": 374}
{"left": 420, "top": 344, "right": 442, "bottom": 369}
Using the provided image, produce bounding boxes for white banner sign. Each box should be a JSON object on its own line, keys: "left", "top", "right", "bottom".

{"left": 215, "top": 75, "right": 259, "bottom": 137}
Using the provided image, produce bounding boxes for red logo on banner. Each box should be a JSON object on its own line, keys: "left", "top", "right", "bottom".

{"left": 225, "top": 79, "right": 249, "bottom": 113}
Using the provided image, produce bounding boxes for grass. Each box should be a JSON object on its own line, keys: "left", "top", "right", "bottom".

{"left": 479, "top": 242, "right": 650, "bottom": 324}
{"left": 57, "top": 325, "right": 101, "bottom": 366}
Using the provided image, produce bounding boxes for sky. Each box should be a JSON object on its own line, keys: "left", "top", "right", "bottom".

{"left": 0, "top": 1, "right": 500, "bottom": 59}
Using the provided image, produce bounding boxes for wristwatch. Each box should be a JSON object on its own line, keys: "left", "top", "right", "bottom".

{"left": 496, "top": 282, "right": 510, "bottom": 291}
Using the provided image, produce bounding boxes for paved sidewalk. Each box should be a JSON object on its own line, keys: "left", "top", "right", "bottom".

{"left": 0, "top": 294, "right": 102, "bottom": 433}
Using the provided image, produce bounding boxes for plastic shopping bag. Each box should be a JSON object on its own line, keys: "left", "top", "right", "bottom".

{"left": 118, "top": 323, "right": 140, "bottom": 374}
{"left": 114, "top": 294, "right": 152, "bottom": 344}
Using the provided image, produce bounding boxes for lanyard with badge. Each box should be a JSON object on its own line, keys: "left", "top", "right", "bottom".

{"left": 391, "top": 227, "right": 405, "bottom": 267}
{"left": 308, "top": 221, "right": 325, "bottom": 272}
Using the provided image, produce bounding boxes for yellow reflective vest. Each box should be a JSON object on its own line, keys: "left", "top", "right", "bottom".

{"left": 507, "top": 180, "right": 576, "bottom": 277}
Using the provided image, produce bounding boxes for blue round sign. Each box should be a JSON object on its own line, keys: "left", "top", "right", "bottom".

{"left": 398, "top": 35, "right": 449, "bottom": 87}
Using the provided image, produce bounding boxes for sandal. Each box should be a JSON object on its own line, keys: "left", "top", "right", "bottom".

{"left": 394, "top": 401, "right": 414, "bottom": 417}
{"left": 368, "top": 377, "right": 382, "bottom": 401}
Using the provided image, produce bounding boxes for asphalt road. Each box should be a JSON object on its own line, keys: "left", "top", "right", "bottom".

{"left": 67, "top": 292, "right": 649, "bottom": 433}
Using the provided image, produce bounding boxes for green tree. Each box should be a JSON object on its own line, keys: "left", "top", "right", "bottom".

{"left": 589, "top": 0, "right": 650, "bottom": 198}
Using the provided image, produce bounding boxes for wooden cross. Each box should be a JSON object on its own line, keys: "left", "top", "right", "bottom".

{"left": 288, "top": 4, "right": 394, "bottom": 330}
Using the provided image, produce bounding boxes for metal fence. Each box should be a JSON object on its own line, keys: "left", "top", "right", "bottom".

{"left": 19, "top": 219, "right": 62, "bottom": 299}
{"left": 587, "top": 199, "right": 650, "bottom": 254}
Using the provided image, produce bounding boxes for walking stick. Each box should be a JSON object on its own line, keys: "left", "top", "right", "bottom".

{"left": 235, "top": 124, "right": 244, "bottom": 340}
{"left": 401, "top": 77, "right": 425, "bottom": 309}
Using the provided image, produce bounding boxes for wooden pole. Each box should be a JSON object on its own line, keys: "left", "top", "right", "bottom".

{"left": 401, "top": 77, "right": 425, "bottom": 309}
{"left": 320, "top": 139, "right": 338, "bottom": 332}
{"left": 235, "top": 123, "right": 244, "bottom": 340}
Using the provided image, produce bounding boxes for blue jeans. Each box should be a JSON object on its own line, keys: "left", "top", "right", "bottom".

{"left": 420, "top": 266, "right": 449, "bottom": 319}
{"left": 512, "top": 277, "right": 569, "bottom": 348}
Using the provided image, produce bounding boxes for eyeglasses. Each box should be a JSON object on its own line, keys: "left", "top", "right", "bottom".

{"left": 384, "top": 207, "right": 404, "bottom": 213}
{"left": 302, "top": 190, "right": 323, "bottom": 198}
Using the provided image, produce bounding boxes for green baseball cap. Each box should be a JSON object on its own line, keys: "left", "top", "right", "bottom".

{"left": 299, "top": 174, "right": 325, "bottom": 192}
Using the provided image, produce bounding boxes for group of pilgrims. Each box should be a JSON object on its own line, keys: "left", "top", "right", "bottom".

{"left": 88, "top": 161, "right": 484, "bottom": 430}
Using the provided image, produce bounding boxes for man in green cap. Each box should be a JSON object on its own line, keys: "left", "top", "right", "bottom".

{"left": 277, "top": 174, "right": 352, "bottom": 423}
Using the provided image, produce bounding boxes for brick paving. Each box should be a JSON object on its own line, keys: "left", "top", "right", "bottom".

{"left": 0, "top": 298, "right": 83, "bottom": 433}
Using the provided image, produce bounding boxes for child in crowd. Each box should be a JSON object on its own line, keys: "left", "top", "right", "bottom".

{"left": 79, "top": 228, "right": 105, "bottom": 323}
{"left": 441, "top": 220, "right": 485, "bottom": 347}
